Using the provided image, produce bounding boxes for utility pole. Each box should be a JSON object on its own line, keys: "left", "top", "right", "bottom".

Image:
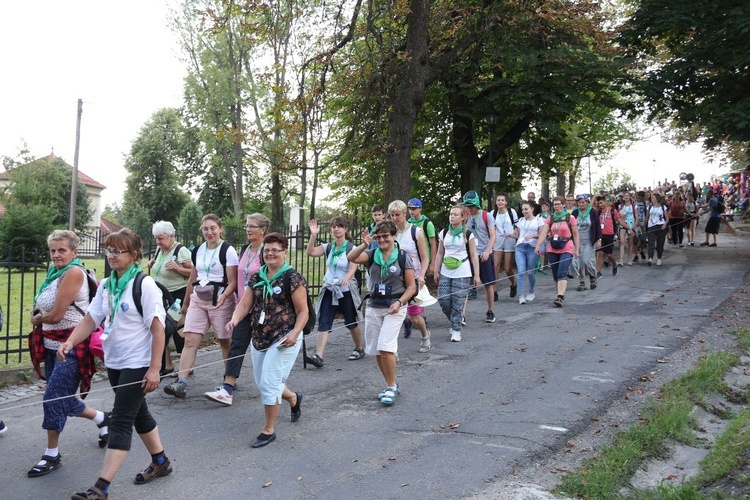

{"left": 68, "top": 99, "right": 82, "bottom": 231}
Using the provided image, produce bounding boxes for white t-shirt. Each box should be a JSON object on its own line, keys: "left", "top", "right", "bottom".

{"left": 395, "top": 224, "right": 424, "bottom": 276}
{"left": 515, "top": 217, "right": 544, "bottom": 248}
{"left": 323, "top": 242, "right": 354, "bottom": 291}
{"left": 194, "top": 242, "right": 239, "bottom": 283}
{"left": 89, "top": 275, "right": 166, "bottom": 370}
{"left": 438, "top": 228, "right": 475, "bottom": 279}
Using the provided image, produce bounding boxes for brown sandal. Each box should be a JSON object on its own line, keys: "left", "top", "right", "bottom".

{"left": 72, "top": 485, "right": 108, "bottom": 499}
{"left": 134, "top": 459, "right": 172, "bottom": 484}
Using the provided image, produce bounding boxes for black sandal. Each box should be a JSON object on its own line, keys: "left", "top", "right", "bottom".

{"left": 27, "top": 454, "right": 62, "bottom": 477}
{"left": 348, "top": 348, "right": 365, "bottom": 361}
{"left": 304, "top": 354, "right": 324, "bottom": 368}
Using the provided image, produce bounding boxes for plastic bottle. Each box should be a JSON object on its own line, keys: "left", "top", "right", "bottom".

{"left": 167, "top": 298, "right": 182, "bottom": 322}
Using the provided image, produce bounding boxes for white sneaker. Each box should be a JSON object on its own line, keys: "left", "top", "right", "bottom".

{"left": 617, "top": 261, "right": 624, "bottom": 266}
{"left": 450, "top": 330, "right": 462, "bottom": 342}
{"left": 627, "top": 259, "right": 633, "bottom": 266}
{"left": 656, "top": 258, "right": 662, "bottom": 266}
{"left": 204, "top": 386, "right": 233, "bottom": 406}
{"left": 526, "top": 293, "right": 535, "bottom": 302}
{"left": 519, "top": 296, "right": 526, "bottom": 305}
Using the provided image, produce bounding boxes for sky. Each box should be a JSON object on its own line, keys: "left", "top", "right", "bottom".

{"left": 0, "top": 1, "right": 726, "bottom": 209}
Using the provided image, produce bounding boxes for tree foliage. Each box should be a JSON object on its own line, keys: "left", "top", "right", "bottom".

{"left": 621, "top": 0, "right": 750, "bottom": 151}
{"left": 122, "top": 108, "right": 191, "bottom": 224}
{"left": 1, "top": 155, "right": 93, "bottom": 232}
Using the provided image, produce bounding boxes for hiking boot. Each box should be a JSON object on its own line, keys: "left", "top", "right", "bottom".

{"left": 485, "top": 311, "right": 496, "bottom": 323}
{"left": 164, "top": 381, "right": 187, "bottom": 398}
{"left": 204, "top": 386, "right": 233, "bottom": 406}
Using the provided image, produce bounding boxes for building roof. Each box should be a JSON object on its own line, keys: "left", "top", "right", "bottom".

{"left": 100, "top": 216, "right": 123, "bottom": 234}
{"left": 0, "top": 154, "right": 106, "bottom": 189}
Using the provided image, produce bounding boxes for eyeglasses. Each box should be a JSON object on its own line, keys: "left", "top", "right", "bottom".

{"left": 389, "top": 212, "right": 404, "bottom": 217}
{"left": 553, "top": 202, "right": 563, "bottom": 206}
{"left": 262, "top": 248, "right": 285, "bottom": 255}
{"left": 373, "top": 234, "right": 392, "bottom": 240}
{"left": 105, "top": 248, "right": 128, "bottom": 257}
{"left": 244, "top": 225, "right": 262, "bottom": 230}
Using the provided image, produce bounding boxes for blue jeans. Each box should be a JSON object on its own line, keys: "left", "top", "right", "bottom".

{"left": 547, "top": 252, "right": 573, "bottom": 282}
{"left": 43, "top": 348, "right": 86, "bottom": 432}
{"left": 437, "top": 276, "right": 470, "bottom": 331}
{"left": 514, "top": 244, "right": 537, "bottom": 297}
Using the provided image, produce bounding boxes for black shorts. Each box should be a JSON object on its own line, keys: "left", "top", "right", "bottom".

{"left": 598, "top": 234, "right": 615, "bottom": 255}
{"left": 705, "top": 217, "right": 721, "bottom": 234}
{"left": 471, "top": 253, "right": 496, "bottom": 285}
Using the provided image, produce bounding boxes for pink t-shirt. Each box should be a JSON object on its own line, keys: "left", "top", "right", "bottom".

{"left": 237, "top": 245, "right": 263, "bottom": 301}
{"left": 544, "top": 215, "right": 577, "bottom": 254}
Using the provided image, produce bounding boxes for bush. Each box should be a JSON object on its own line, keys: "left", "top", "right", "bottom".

{"left": 0, "top": 203, "right": 55, "bottom": 265}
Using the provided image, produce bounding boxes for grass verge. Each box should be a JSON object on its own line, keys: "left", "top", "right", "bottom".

{"left": 557, "top": 351, "right": 738, "bottom": 499}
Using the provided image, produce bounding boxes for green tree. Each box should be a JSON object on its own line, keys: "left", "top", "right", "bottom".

{"left": 122, "top": 108, "right": 191, "bottom": 223}
{"left": 1, "top": 155, "right": 93, "bottom": 231}
{"left": 0, "top": 203, "right": 55, "bottom": 263}
{"left": 621, "top": 0, "right": 750, "bottom": 150}
{"left": 178, "top": 200, "right": 204, "bottom": 246}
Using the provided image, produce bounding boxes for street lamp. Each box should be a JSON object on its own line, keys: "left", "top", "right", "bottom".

{"left": 486, "top": 109, "right": 498, "bottom": 208}
{"left": 586, "top": 144, "right": 593, "bottom": 196}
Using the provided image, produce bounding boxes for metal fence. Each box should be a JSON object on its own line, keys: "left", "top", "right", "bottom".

{"left": 0, "top": 223, "right": 365, "bottom": 365}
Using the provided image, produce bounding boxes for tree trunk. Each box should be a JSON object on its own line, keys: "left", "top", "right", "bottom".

{"left": 556, "top": 170, "right": 566, "bottom": 197}
{"left": 383, "top": 0, "right": 431, "bottom": 203}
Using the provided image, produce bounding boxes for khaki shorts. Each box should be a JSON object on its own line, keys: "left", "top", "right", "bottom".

{"left": 183, "top": 293, "right": 236, "bottom": 339}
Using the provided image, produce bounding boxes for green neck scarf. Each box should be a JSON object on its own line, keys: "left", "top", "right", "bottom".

{"left": 253, "top": 263, "right": 293, "bottom": 301}
{"left": 35, "top": 258, "right": 84, "bottom": 305}
{"left": 407, "top": 215, "right": 423, "bottom": 224}
{"left": 449, "top": 224, "right": 465, "bottom": 243}
{"left": 578, "top": 205, "right": 592, "bottom": 221}
{"left": 540, "top": 211, "right": 550, "bottom": 219}
{"left": 107, "top": 264, "right": 141, "bottom": 323}
{"left": 328, "top": 240, "right": 348, "bottom": 267}
{"left": 552, "top": 210, "right": 568, "bottom": 222}
{"left": 373, "top": 246, "right": 398, "bottom": 278}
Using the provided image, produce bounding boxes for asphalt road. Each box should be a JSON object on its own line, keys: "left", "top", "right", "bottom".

{"left": 1, "top": 228, "right": 747, "bottom": 500}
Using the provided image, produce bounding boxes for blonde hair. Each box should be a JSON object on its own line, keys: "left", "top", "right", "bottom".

{"left": 388, "top": 200, "right": 407, "bottom": 214}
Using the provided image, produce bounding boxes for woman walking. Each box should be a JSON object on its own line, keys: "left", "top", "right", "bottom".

{"left": 433, "top": 205, "right": 480, "bottom": 342}
{"left": 514, "top": 203, "right": 544, "bottom": 303}
{"left": 668, "top": 191, "right": 686, "bottom": 248}
{"left": 164, "top": 214, "right": 238, "bottom": 399}
{"left": 27, "top": 230, "right": 110, "bottom": 478}
{"left": 617, "top": 192, "right": 639, "bottom": 265}
{"left": 685, "top": 193, "right": 698, "bottom": 246}
{"left": 204, "top": 213, "right": 269, "bottom": 406}
{"left": 535, "top": 196, "right": 580, "bottom": 307}
{"left": 61, "top": 228, "right": 171, "bottom": 500}
{"left": 349, "top": 220, "right": 416, "bottom": 405}
{"left": 225, "top": 233, "right": 307, "bottom": 448}
{"left": 492, "top": 193, "right": 518, "bottom": 299}
{"left": 570, "top": 196, "right": 602, "bottom": 291}
{"left": 388, "top": 200, "right": 430, "bottom": 349}
{"left": 146, "top": 221, "right": 192, "bottom": 375}
{"left": 646, "top": 193, "right": 670, "bottom": 266}
{"left": 304, "top": 217, "right": 364, "bottom": 366}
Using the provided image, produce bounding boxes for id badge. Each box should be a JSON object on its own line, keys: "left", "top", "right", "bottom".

{"left": 378, "top": 284, "right": 387, "bottom": 295}
{"left": 600, "top": 223, "right": 605, "bottom": 230}
{"left": 99, "top": 325, "right": 112, "bottom": 341}
{"left": 199, "top": 279, "right": 209, "bottom": 286}
{"left": 552, "top": 234, "right": 560, "bottom": 241}
{"left": 259, "top": 311, "right": 266, "bottom": 325}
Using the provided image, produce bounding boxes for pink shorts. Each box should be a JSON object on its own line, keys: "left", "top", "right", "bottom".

{"left": 406, "top": 304, "right": 423, "bottom": 316}
{"left": 183, "top": 293, "right": 236, "bottom": 340}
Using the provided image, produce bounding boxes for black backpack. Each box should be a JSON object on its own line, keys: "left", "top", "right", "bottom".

{"left": 132, "top": 272, "right": 178, "bottom": 337}
{"left": 281, "top": 270, "right": 316, "bottom": 336}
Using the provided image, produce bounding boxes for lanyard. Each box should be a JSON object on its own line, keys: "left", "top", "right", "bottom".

{"left": 203, "top": 242, "right": 222, "bottom": 278}
{"left": 153, "top": 242, "right": 176, "bottom": 277}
